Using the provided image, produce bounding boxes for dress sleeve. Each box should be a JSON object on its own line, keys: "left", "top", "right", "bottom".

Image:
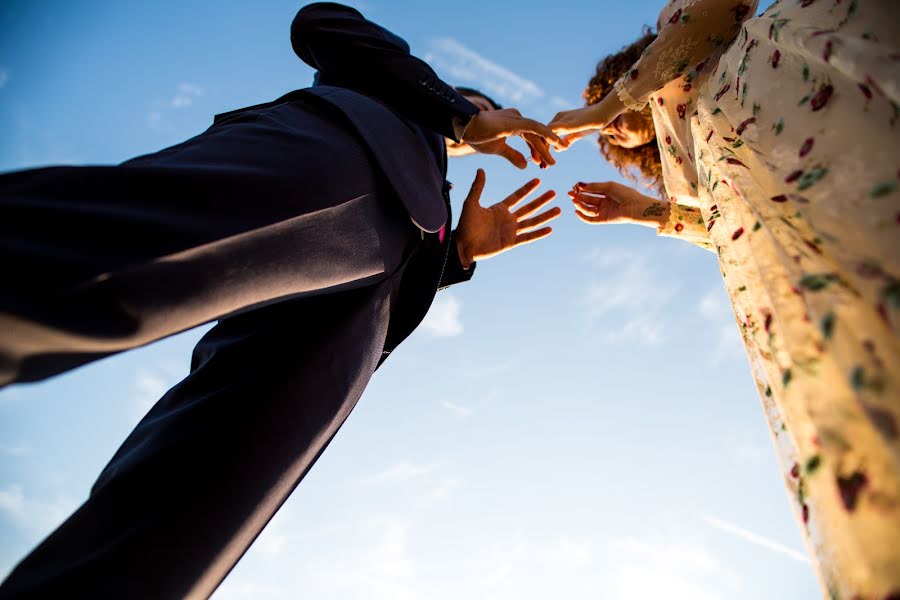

{"left": 657, "top": 201, "right": 715, "bottom": 251}
{"left": 617, "top": 0, "right": 757, "bottom": 105}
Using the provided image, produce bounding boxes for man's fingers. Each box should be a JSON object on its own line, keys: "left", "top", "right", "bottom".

{"left": 523, "top": 134, "right": 555, "bottom": 167}
{"left": 512, "top": 118, "right": 562, "bottom": 148}
{"left": 518, "top": 207, "right": 561, "bottom": 233}
{"left": 465, "top": 168, "right": 486, "bottom": 204}
{"left": 514, "top": 190, "right": 557, "bottom": 219}
{"left": 501, "top": 178, "right": 542, "bottom": 209}
{"left": 514, "top": 227, "right": 553, "bottom": 246}
{"left": 497, "top": 142, "right": 527, "bottom": 169}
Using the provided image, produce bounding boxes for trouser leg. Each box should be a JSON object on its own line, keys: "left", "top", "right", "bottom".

{"left": 0, "top": 275, "right": 398, "bottom": 600}
{"left": 0, "top": 97, "right": 387, "bottom": 386}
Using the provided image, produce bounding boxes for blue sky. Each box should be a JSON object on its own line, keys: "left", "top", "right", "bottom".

{"left": 0, "top": 0, "right": 821, "bottom": 598}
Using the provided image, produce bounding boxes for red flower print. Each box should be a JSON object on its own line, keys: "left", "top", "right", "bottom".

{"left": 836, "top": 471, "right": 868, "bottom": 512}
{"left": 629, "top": 68, "right": 639, "bottom": 80}
{"left": 732, "top": 227, "right": 745, "bottom": 240}
{"left": 668, "top": 8, "right": 682, "bottom": 24}
{"left": 791, "top": 463, "right": 800, "bottom": 478}
{"left": 676, "top": 104, "right": 687, "bottom": 119}
{"left": 683, "top": 83, "right": 692, "bottom": 92}
{"left": 725, "top": 157, "right": 748, "bottom": 168}
{"left": 802, "top": 504, "right": 810, "bottom": 524}
{"left": 657, "top": 97, "right": 664, "bottom": 106}
{"left": 865, "top": 74, "right": 885, "bottom": 97}
{"left": 675, "top": 156, "right": 683, "bottom": 165}
{"left": 799, "top": 137, "right": 815, "bottom": 157}
{"left": 764, "top": 313, "right": 773, "bottom": 332}
{"left": 810, "top": 84, "right": 833, "bottom": 111}
{"left": 858, "top": 83, "right": 872, "bottom": 100}
{"left": 822, "top": 40, "right": 833, "bottom": 62}
{"left": 705, "top": 130, "right": 714, "bottom": 142}
{"left": 674, "top": 223, "right": 684, "bottom": 232}
{"left": 707, "top": 219, "right": 717, "bottom": 231}
{"left": 772, "top": 49, "right": 781, "bottom": 68}
{"left": 665, "top": 134, "right": 672, "bottom": 145}
{"left": 771, "top": 194, "right": 788, "bottom": 202}
{"left": 786, "top": 170, "right": 804, "bottom": 183}
{"left": 715, "top": 84, "right": 731, "bottom": 102}
{"left": 736, "top": 117, "right": 757, "bottom": 135}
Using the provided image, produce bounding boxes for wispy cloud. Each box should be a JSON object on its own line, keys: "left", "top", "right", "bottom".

{"left": 172, "top": 82, "right": 204, "bottom": 108}
{"left": 131, "top": 363, "right": 184, "bottom": 424}
{"left": 421, "top": 293, "right": 463, "bottom": 338}
{"left": 147, "top": 82, "right": 204, "bottom": 129}
{"left": 425, "top": 37, "right": 544, "bottom": 105}
{"left": 0, "top": 484, "right": 74, "bottom": 536}
{"left": 697, "top": 286, "right": 744, "bottom": 365}
{"left": 701, "top": 514, "right": 810, "bottom": 563}
{"left": 439, "top": 399, "right": 474, "bottom": 417}
{"left": 582, "top": 248, "right": 679, "bottom": 346}
{"left": 604, "top": 529, "right": 742, "bottom": 600}
{"left": 362, "top": 461, "right": 437, "bottom": 484}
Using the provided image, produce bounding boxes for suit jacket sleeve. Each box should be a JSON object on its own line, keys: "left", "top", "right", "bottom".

{"left": 291, "top": 2, "right": 479, "bottom": 140}
{"left": 437, "top": 230, "right": 475, "bottom": 290}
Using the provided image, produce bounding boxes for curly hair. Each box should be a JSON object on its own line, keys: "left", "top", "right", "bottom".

{"left": 584, "top": 29, "right": 665, "bottom": 196}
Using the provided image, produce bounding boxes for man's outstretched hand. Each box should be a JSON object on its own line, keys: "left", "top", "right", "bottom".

{"left": 455, "top": 169, "right": 560, "bottom": 268}
{"left": 463, "top": 109, "right": 566, "bottom": 169}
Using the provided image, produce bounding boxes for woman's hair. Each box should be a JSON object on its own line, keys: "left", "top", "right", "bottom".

{"left": 584, "top": 29, "right": 665, "bottom": 196}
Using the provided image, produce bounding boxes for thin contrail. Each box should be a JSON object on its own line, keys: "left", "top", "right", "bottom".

{"left": 701, "top": 514, "right": 810, "bottom": 564}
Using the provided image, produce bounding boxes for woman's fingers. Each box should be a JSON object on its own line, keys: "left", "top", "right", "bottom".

{"left": 517, "top": 206, "right": 562, "bottom": 233}
{"left": 572, "top": 181, "right": 619, "bottom": 195}
{"left": 574, "top": 208, "right": 607, "bottom": 224}
{"left": 513, "top": 190, "right": 556, "bottom": 219}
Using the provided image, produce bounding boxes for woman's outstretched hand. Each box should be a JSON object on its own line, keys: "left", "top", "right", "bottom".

{"left": 455, "top": 169, "right": 561, "bottom": 268}
{"left": 569, "top": 181, "right": 669, "bottom": 227}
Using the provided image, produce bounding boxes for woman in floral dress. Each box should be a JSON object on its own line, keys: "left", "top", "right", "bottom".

{"left": 550, "top": 0, "right": 900, "bottom": 596}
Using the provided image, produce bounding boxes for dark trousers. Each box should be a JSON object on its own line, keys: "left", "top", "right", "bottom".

{"left": 0, "top": 98, "right": 418, "bottom": 599}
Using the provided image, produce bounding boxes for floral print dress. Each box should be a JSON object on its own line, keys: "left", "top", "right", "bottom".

{"left": 615, "top": 0, "right": 900, "bottom": 597}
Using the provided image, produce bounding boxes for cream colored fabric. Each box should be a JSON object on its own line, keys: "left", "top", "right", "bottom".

{"left": 616, "top": 0, "right": 900, "bottom": 596}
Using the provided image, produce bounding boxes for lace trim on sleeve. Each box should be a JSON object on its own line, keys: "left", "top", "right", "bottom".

{"left": 614, "top": 77, "right": 648, "bottom": 112}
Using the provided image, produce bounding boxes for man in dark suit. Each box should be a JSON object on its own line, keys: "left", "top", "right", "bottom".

{"left": 0, "top": 3, "right": 561, "bottom": 598}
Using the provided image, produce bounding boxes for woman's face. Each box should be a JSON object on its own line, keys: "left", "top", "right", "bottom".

{"left": 601, "top": 110, "right": 655, "bottom": 148}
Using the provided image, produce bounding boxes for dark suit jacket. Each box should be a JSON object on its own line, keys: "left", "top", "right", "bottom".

{"left": 288, "top": 2, "right": 481, "bottom": 356}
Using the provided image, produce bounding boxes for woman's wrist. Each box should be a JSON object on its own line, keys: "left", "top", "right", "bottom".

{"left": 628, "top": 196, "right": 670, "bottom": 228}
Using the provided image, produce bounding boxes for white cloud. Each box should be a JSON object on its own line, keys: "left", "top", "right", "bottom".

{"left": 604, "top": 529, "right": 742, "bottom": 600}
{"left": 172, "top": 82, "right": 203, "bottom": 109}
{"left": 697, "top": 286, "right": 744, "bottom": 365}
{"left": 0, "top": 443, "right": 31, "bottom": 457}
{"left": 547, "top": 539, "right": 593, "bottom": 568}
{"left": 701, "top": 514, "right": 810, "bottom": 563}
{"left": 131, "top": 363, "right": 185, "bottom": 424}
{"left": 582, "top": 249, "right": 678, "bottom": 346}
{"left": 425, "top": 37, "right": 544, "bottom": 105}
{"left": 362, "top": 461, "right": 436, "bottom": 484}
{"left": 421, "top": 293, "right": 463, "bottom": 338}
{"left": 0, "top": 484, "right": 74, "bottom": 536}
{"left": 0, "top": 68, "right": 9, "bottom": 89}
{"left": 439, "top": 399, "right": 474, "bottom": 417}
{"left": 146, "top": 111, "right": 162, "bottom": 129}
